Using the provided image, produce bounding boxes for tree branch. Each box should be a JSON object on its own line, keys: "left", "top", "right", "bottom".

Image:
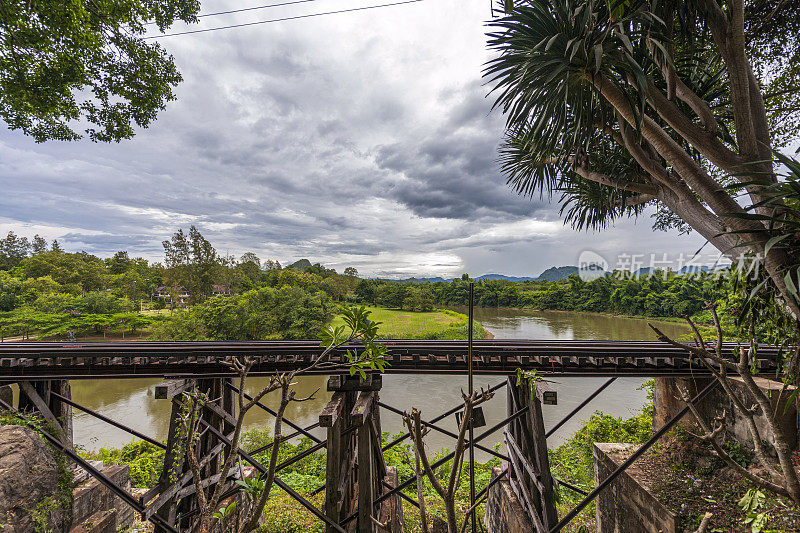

{"left": 645, "top": 79, "right": 742, "bottom": 175}
{"left": 615, "top": 193, "right": 655, "bottom": 207}
{"left": 569, "top": 160, "right": 659, "bottom": 196}
{"left": 677, "top": 383, "right": 788, "bottom": 496}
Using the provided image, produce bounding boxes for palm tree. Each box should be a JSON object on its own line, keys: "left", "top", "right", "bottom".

{"left": 484, "top": 0, "right": 800, "bottom": 318}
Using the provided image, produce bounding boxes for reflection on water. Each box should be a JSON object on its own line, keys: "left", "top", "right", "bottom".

{"left": 451, "top": 307, "right": 691, "bottom": 341}
{"left": 71, "top": 309, "right": 690, "bottom": 454}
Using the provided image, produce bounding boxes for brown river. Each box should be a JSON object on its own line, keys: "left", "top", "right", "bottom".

{"left": 70, "top": 309, "right": 690, "bottom": 455}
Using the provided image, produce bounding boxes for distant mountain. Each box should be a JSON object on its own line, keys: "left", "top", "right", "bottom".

{"left": 678, "top": 265, "right": 710, "bottom": 274}
{"left": 476, "top": 273, "right": 538, "bottom": 282}
{"left": 389, "top": 270, "right": 577, "bottom": 283}
{"left": 286, "top": 258, "right": 312, "bottom": 271}
{"left": 396, "top": 276, "right": 451, "bottom": 284}
{"left": 536, "top": 266, "right": 579, "bottom": 281}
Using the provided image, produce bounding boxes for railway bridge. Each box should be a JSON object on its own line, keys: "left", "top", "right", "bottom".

{"left": 0, "top": 339, "right": 778, "bottom": 378}
{"left": 0, "top": 340, "right": 769, "bottom": 532}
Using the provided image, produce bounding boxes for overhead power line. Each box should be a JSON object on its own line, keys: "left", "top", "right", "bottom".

{"left": 145, "top": 0, "right": 330, "bottom": 24}
{"left": 144, "top": 0, "right": 426, "bottom": 39}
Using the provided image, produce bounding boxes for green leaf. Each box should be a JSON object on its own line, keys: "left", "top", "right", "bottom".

{"left": 594, "top": 44, "right": 603, "bottom": 72}
{"left": 785, "top": 270, "right": 798, "bottom": 296}
{"left": 764, "top": 234, "right": 790, "bottom": 256}
{"left": 617, "top": 33, "right": 633, "bottom": 54}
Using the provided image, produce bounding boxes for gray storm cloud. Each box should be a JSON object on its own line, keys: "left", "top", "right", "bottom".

{"left": 0, "top": 0, "right": 705, "bottom": 277}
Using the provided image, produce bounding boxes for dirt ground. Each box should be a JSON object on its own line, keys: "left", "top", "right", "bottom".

{"left": 633, "top": 435, "right": 800, "bottom": 532}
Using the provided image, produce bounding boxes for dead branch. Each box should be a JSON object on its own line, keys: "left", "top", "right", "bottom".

{"left": 403, "top": 388, "right": 495, "bottom": 533}
{"left": 656, "top": 308, "right": 800, "bottom": 504}
{"left": 655, "top": 315, "right": 783, "bottom": 480}
{"left": 371, "top": 515, "right": 391, "bottom": 532}
{"left": 458, "top": 492, "right": 489, "bottom": 533}
{"left": 676, "top": 383, "right": 788, "bottom": 496}
{"left": 694, "top": 512, "right": 713, "bottom": 533}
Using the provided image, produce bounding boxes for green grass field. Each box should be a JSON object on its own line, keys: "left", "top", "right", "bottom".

{"left": 332, "top": 306, "right": 488, "bottom": 340}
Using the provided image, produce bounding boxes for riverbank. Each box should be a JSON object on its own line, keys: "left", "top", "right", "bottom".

{"left": 451, "top": 305, "right": 700, "bottom": 327}
{"left": 332, "top": 306, "right": 490, "bottom": 340}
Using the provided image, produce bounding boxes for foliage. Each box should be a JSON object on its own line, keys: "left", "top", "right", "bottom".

{"left": 0, "top": 0, "right": 201, "bottom": 142}
{"left": 80, "top": 391, "right": 657, "bottom": 533}
{"left": 149, "top": 286, "right": 333, "bottom": 340}
{"left": 0, "top": 227, "right": 366, "bottom": 340}
{"left": 724, "top": 153, "right": 800, "bottom": 358}
{"left": 739, "top": 489, "right": 768, "bottom": 533}
{"left": 0, "top": 310, "right": 158, "bottom": 340}
{"left": 486, "top": 0, "right": 800, "bottom": 321}
{"left": 87, "top": 426, "right": 503, "bottom": 533}
{"left": 320, "top": 305, "right": 388, "bottom": 378}
{"left": 358, "top": 272, "right": 725, "bottom": 318}
{"left": 162, "top": 227, "right": 219, "bottom": 303}
{"left": 80, "top": 441, "right": 164, "bottom": 488}
{"left": 549, "top": 406, "right": 653, "bottom": 491}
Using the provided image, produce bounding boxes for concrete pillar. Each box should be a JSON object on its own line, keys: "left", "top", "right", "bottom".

{"left": 653, "top": 376, "right": 798, "bottom": 451}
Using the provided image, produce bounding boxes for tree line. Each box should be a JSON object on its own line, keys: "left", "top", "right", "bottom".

{"left": 0, "top": 227, "right": 361, "bottom": 340}
{"left": 354, "top": 272, "right": 728, "bottom": 320}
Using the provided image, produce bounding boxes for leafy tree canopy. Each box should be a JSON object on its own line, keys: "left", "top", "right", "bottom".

{"left": 0, "top": 0, "right": 200, "bottom": 142}
{"left": 487, "top": 0, "right": 800, "bottom": 318}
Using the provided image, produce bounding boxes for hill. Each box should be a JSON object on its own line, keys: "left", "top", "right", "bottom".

{"left": 389, "top": 271, "right": 567, "bottom": 283}
{"left": 286, "top": 259, "right": 312, "bottom": 271}
{"left": 476, "top": 274, "right": 538, "bottom": 282}
{"left": 536, "top": 266, "right": 579, "bottom": 281}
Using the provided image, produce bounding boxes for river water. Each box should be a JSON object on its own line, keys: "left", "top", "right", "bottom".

{"left": 70, "top": 309, "right": 690, "bottom": 454}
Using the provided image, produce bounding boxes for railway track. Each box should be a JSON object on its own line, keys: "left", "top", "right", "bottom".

{"left": 0, "top": 340, "right": 780, "bottom": 379}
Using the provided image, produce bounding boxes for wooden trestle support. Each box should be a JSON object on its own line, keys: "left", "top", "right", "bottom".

{"left": 150, "top": 377, "right": 238, "bottom": 532}
{"left": 0, "top": 372, "right": 563, "bottom": 533}
{"left": 319, "top": 373, "right": 401, "bottom": 533}
{"left": 0, "top": 374, "right": 404, "bottom": 533}
{"left": 0, "top": 380, "right": 74, "bottom": 447}
{"left": 505, "top": 374, "right": 558, "bottom": 533}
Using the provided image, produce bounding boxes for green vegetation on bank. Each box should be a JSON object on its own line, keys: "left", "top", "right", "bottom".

{"left": 148, "top": 286, "right": 333, "bottom": 341}
{"left": 331, "top": 306, "right": 488, "bottom": 340}
{"left": 0, "top": 225, "right": 756, "bottom": 342}
{"left": 0, "top": 228, "right": 361, "bottom": 340}
{"left": 357, "top": 272, "right": 726, "bottom": 319}
{"left": 0, "top": 228, "right": 482, "bottom": 341}
{"left": 354, "top": 271, "right": 769, "bottom": 341}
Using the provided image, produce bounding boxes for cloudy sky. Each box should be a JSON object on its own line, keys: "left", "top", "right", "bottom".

{"left": 0, "top": 0, "right": 709, "bottom": 278}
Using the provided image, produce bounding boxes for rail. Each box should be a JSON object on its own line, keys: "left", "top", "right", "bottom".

{"left": 0, "top": 339, "right": 780, "bottom": 378}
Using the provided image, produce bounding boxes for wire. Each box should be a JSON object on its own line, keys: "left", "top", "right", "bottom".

{"left": 144, "top": 0, "right": 331, "bottom": 24}
{"left": 143, "top": 0, "right": 426, "bottom": 39}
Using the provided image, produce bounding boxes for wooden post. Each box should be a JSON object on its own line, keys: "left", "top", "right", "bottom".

{"left": 18, "top": 380, "right": 71, "bottom": 446}
{"left": 0, "top": 384, "right": 12, "bottom": 407}
{"left": 354, "top": 391, "right": 375, "bottom": 533}
{"left": 370, "top": 391, "right": 383, "bottom": 505}
{"left": 509, "top": 374, "right": 557, "bottom": 530}
{"left": 155, "top": 381, "right": 191, "bottom": 532}
{"left": 152, "top": 377, "right": 239, "bottom": 530}
{"left": 321, "top": 392, "right": 346, "bottom": 532}
{"left": 50, "top": 380, "right": 73, "bottom": 448}
{"left": 529, "top": 390, "right": 557, "bottom": 527}
{"left": 322, "top": 373, "right": 385, "bottom": 533}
